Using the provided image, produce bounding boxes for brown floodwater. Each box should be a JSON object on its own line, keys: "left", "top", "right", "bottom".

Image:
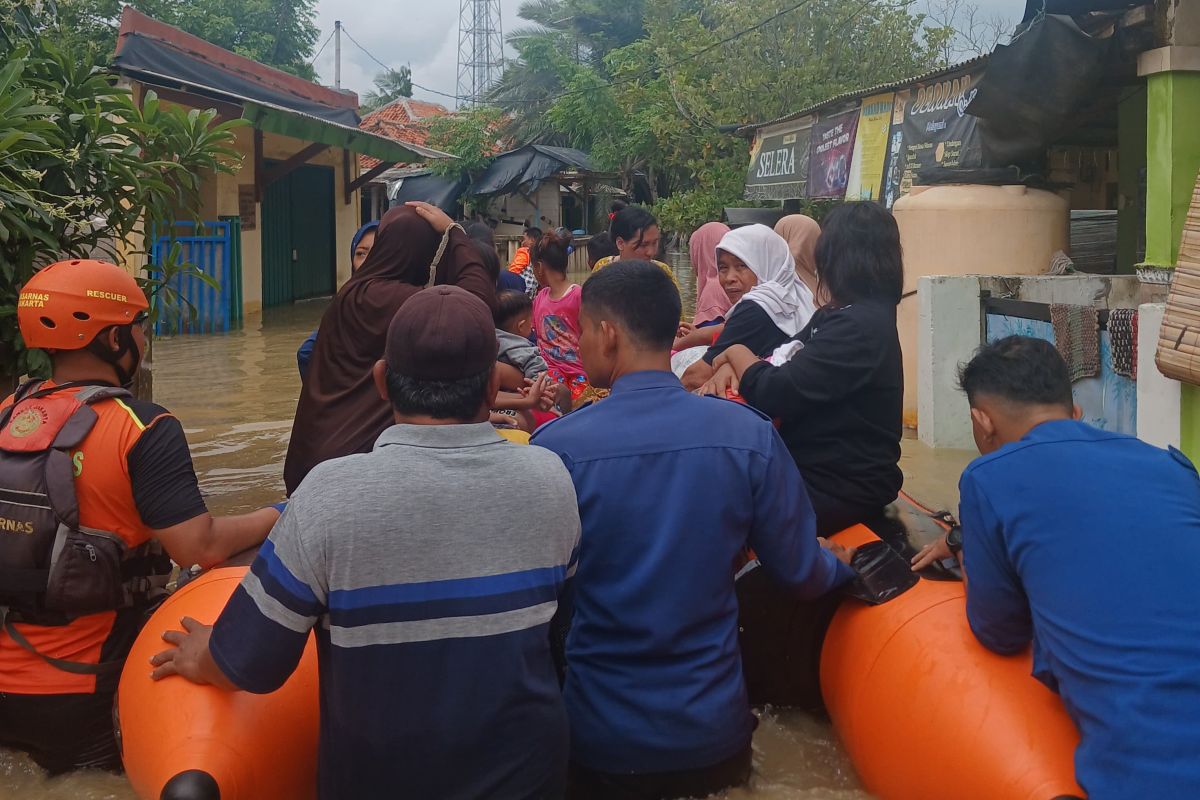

{"left": 2, "top": 256, "right": 974, "bottom": 799}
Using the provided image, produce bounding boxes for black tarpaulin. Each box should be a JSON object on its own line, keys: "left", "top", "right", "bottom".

{"left": 388, "top": 171, "right": 468, "bottom": 214}
{"left": 468, "top": 145, "right": 592, "bottom": 197}
{"left": 113, "top": 32, "right": 360, "bottom": 127}
{"left": 969, "top": 14, "right": 1113, "bottom": 166}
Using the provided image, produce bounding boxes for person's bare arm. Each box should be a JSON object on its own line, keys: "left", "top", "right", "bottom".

{"left": 713, "top": 344, "right": 761, "bottom": 379}
{"left": 674, "top": 324, "right": 725, "bottom": 351}
{"left": 681, "top": 358, "right": 715, "bottom": 391}
{"left": 153, "top": 508, "right": 280, "bottom": 570}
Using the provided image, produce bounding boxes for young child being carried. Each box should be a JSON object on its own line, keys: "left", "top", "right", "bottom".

{"left": 495, "top": 290, "right": 548, "bottom": 380}
{"left": 531, "top": 230, "right": 590, "bottom": 408}
{"left": 491, "top": 290, "right": 563, "bottom": 430}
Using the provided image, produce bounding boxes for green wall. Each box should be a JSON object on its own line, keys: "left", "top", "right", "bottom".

{"left": 1145, "top": 71, "right": 1200, "bottom": 456}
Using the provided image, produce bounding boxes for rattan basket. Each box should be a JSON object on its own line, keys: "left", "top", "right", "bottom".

{"left": 1156, "top": 173, "right": 1200, "bottom": 385}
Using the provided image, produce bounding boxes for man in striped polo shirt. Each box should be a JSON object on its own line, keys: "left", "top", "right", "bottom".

{"left": 152, "top": 286, "right": 581, "bottom": 799}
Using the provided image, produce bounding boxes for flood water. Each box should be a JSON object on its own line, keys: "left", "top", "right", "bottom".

{"left": 0, "top": 257, "right": 920, "bottom": 799}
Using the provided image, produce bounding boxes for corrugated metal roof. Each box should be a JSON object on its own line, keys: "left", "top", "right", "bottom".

{"left": 738, "top": 54, "right": 989, "bottom": 135}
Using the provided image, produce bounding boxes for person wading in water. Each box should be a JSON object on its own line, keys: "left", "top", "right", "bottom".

{"left": 0, "top": 259, "right": 278, "bottom": 775}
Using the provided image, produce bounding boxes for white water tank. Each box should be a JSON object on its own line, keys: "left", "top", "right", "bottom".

{"left": 893, "top": 184, "right": 1069, "bottom": 428}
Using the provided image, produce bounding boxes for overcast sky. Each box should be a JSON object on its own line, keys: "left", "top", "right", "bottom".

{"left": 311, "top": 0, "right": 1027, "bottom": 111}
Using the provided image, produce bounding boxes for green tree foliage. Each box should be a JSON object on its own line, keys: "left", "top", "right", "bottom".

{"left": 427, "top": 107, "right": 507, "bottom": 181}
{"left": 0, "top": 5, "right": 244, "bottom": 376}
{"left": 493, "top": 0, "right": 944, "bottom": 238}
{"left": 41, "top": 0, "right": 320, "bottom": 78}
{"left": 361, "top": 67, "right": 414, "bottom": 113}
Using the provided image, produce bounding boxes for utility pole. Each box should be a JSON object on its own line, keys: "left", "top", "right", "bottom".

{"left": 334, "top": 20, "right": 342, "bottom": 92}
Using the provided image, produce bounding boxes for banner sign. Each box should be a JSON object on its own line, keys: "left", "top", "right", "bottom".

{"left": 807, "top": 109, "right": 859, "bottom": 199}
{"left": 845, "top": 92, "right": 894, "bottom": 201}
{"left": 882, "top": 68, "right": 983, "bottom": 207}
{"left": 744, "top": 121, "right": 812, "bottom": 201}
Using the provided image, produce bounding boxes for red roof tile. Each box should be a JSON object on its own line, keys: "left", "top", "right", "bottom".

{"left": 360, "top": 97, "right": 451, "bottom": 126}
{"left": 357, "top": 100, "right": 451, "bottom": 171}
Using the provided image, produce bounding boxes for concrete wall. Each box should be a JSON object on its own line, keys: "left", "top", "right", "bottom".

{"left": 486, "top": 183, "right": 562, "bottom": 231}
{"left": 918, "top": 274, "right": 1144, "bottom": 449}
{"left": 1137, "top": 302, "right": 1182, "bottom": 447}
{"left": 917, "top": 276, "right": 983, "bottom": 449}
{"left": 150, "top": 90, "right": 362, "bottom": 317}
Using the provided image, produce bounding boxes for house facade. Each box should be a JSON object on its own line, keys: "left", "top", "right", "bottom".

{"left": 111, "top": 8, "right": 443, "bottom": 321}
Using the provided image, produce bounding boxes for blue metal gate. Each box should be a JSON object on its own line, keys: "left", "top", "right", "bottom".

{"left": 149, "top": 221, "right": 243, "bottom": 335}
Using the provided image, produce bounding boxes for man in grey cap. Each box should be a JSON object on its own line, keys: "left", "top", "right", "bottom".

{"left": 152, "top": 286, "right": 581, "bottom": 800}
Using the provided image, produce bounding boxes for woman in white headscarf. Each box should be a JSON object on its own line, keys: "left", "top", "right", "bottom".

{"left": 681, "top": 224, "right": 816, "bottom": 390}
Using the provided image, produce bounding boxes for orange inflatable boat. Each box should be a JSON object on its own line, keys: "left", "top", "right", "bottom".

{"left": 116, "top": 567, "right": 319, "bottom": 800}
{"left": 820, "top": 524, "right": 1084, "bottom": 800}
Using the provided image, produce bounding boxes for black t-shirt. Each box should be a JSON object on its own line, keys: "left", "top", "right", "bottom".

{"left": 703, "top": 301, "right": 791, "bottom": 364}
{"left": 739, "top": 300, "right": 904, "bottom": 521}
{"left": 124, "top": 400, "right": 208, "bottom": 529}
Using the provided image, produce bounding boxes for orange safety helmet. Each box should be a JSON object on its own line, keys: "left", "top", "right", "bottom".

{"left": 18, "top": 259, "right": 149, "bottom": 351}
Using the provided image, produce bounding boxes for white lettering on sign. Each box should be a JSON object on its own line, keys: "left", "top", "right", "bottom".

{"left": 756, "top": 146, "right": 796, "bottom": 179}
{"left": 910, "top": 75, "right": 978, "bottom": 117}
{"left": 814, "top": 122, "right": 851, "bottom": 155}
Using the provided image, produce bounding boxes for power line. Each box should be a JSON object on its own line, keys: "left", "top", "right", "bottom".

{"left": 339, "top": 26, "right": 466, "bottom": 103}
{"left": 339, "top": 0, "right": 894, "bottom": 108}
{"left": 309, "top": 28, "right": 336, "bottom": 66}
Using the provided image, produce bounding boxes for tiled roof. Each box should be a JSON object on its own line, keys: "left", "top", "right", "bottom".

{"left": 358, "top": 98, "right": 451, "bottom": 171}
{"left": 361, "top": 97, "right": 451, "bottom": 125}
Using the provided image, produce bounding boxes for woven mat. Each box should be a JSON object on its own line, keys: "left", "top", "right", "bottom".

{"left": 1051, "top": 303, "right": 1100, "bottom": 382}
{"left": 1156, "top": 170, "right": 1200, "bottom": 385}
{"left": 1109, "top": 308, "right": 1138, "bottom": 380}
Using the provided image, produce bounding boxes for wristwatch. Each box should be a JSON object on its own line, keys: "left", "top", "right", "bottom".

{"left": 945, "top": 526, "right": 963, "bottom": 556}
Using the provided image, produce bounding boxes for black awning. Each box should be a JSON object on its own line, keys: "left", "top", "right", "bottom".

{"left": 389, "top": 171, "right": 468, "bottom": 214}
{"left": 723, "top": 207, "right": 788, "bottom": 228}
{"left": 113, "top": 32, "right": 359, "bottom": 127}
{"left": 970, "top": 14, "right": 1114, "bottom": 166}
{"left": 468, "top": 145, "right": 593, "bottom": 197}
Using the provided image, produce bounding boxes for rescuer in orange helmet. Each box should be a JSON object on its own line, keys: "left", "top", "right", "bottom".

{"left": 0, "top": 259, "right": 281, "bottom": 776}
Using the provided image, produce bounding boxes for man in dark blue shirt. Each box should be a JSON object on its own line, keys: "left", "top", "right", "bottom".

{"left": 940, "top": 335, "right": 1200, "bottom": 800}
{"left": 532, "top": 261, "right": 854, "bottom": 800}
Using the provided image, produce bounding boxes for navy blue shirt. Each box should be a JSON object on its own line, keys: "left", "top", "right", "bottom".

{"left": 532, "top": 371, "right": 854, "bottom": 773}
{"left": 296, "top": 329, "right": 318, "bottom": 380}
{"left": 962, "top": 420, "right": 1200, "bottom": 800}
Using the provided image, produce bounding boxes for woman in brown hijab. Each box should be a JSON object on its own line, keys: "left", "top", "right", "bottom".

{"left": 774, "top": 214, "right": 822, "bottom": 300}
{"left": 283, "top": 202, "right": 496, "bottom": 494}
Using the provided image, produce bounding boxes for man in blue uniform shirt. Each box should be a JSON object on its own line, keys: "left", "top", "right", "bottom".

{"left": 532, "top": 261, "right": 855, "bottom": 800}
{"left": 918, "top": 335, "right": 1200, "bottom": 800}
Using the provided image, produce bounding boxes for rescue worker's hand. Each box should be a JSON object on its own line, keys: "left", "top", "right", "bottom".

{"left": 911, "top": 535, "right": 954, "bottom": 571}
{"left": 150, "top": 616, "right": 214, "bottom": 684}
{"left": 405, "top": 201, "right": 455, "bottom": 234}
{"left": 819, "top": 537, "right": 856, "bottom": 566}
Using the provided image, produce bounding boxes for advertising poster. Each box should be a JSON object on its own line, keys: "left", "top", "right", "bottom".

{"left": 882, "top": 91, "right": 909, "bottom": 208}
{"left": 744, "top": 122, "right": 812, "bottom": 201}
{"left": 898, "top": 69, "right": 983, "bottom": 201}
{"left": 807, "top": 109, "right": 860, "bottom": 199}
{"left": 845, "top": 92, "right": 894, "bottom": 201}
